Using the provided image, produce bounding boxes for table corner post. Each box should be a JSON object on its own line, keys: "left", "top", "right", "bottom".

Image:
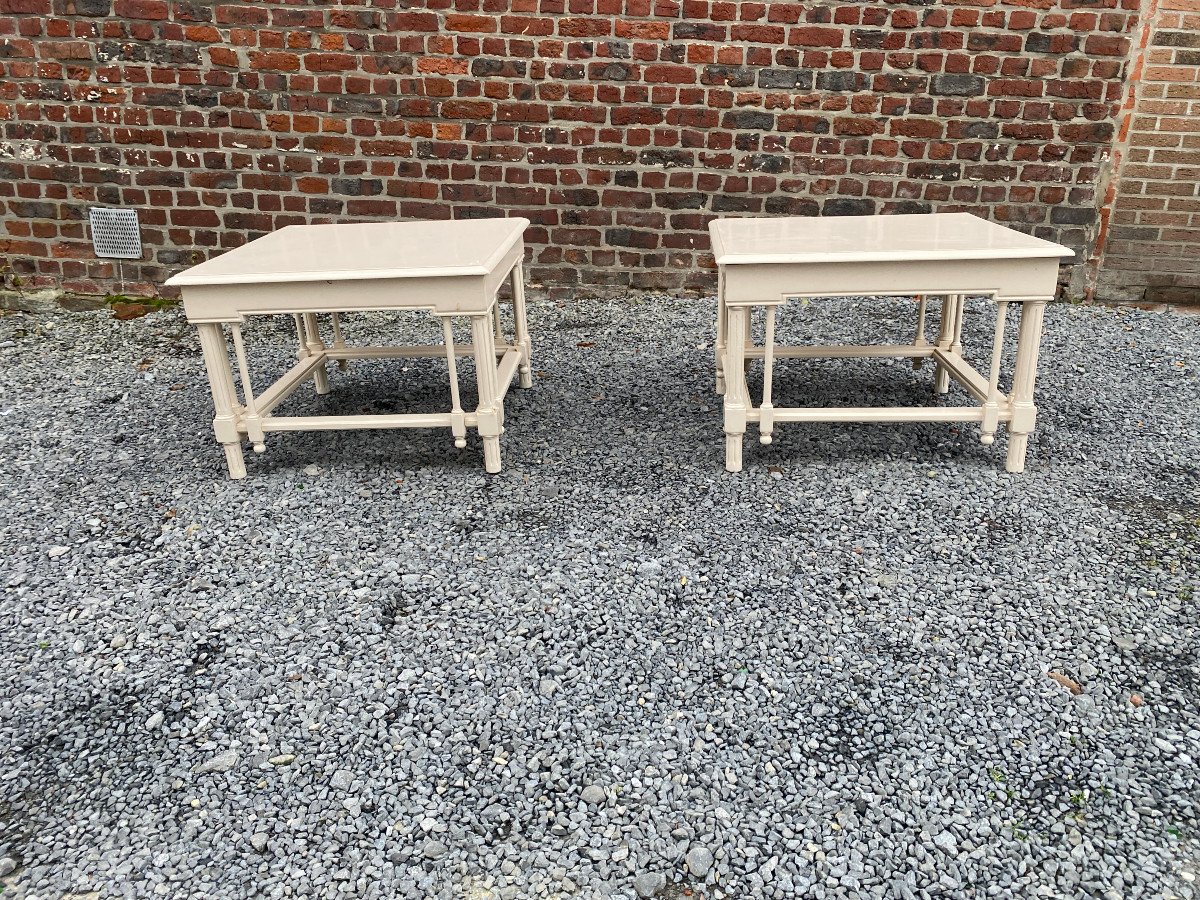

{"left": 723, "top": 304, "right": 749, "bottom": 472}
{"left": 933, "top": 294, "right": 957, "bottom": 394}
{"left": 715, "top": 265, "right": 727, "bottom": 395}
{"left": 1005, "top": 298, "right": 1047, "bottom": 473}
{"left": 470, "top": 312, "right": 503, "bottom": 474}
{"left": 511, "top": 260, "right": 533, "bottom": 389}
{"left": 195, "top": 322, "right": 247, "bottom": 480}
{"left": 302, "top": 313, "right": 331, "bottom": 395}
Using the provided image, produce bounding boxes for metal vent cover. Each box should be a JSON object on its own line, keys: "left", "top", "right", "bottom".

{"left": 89, "top": 207, "right": 143, "bottom": 259}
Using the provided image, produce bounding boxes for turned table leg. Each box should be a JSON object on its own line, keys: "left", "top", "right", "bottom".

{"left": 330, "top": 312, "right": 348, "bottom": 372}
{"left": 759, "top": 305, "right": 776, "bottom": 446}
{"left": 471, "top": 311, "right": 503, "bottom": 474}
{"left": 715, "top": 267, "right": 727, "bottom": 395}
{"left": 979, "top": 300, "right": 1008, "bottom": 447}
{"left": 196, "top": 322, "right": 246, "bottom": 479}
{"left": 723, "top": 305, "right": 750, "bottom": 472}
{"left": 441, "top": 317, "right": 468, "bottom": 450}
{"left": 511, "top": 262, "right": 533, "bottom": 389}
{"left": 1006, "top": 299, "right": 1046, "bottom": 473}
{"left": 912, "top": 294, "right": 928, "bottom": 370}
{"left": 301, "top": 313, "right": 330, "bottom": 395}
{"left": 933, "top": 294, "right": 958, "bottom": 394}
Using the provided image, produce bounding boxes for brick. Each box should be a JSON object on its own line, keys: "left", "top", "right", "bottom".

{"left": 250, "top": 51, "right": 301, "bottom": 72}
{"left": 730, "top": 24, "right": 785, "bottom": 42}
{"left": 442, "top": 100, "right": 494, "bottom": 119}
{"left": 215, "top": 4, "right": 268, "bottom": 25}
{"left": 446, "top": 14, "right": 496, "bottom": 33}
{"left": 112, "top": 0, "right": 166, "bottom": 18}
{"left": 823, "top": 198, "right": 875, "bottom": 215}
{"left": 722, "top": 109, "right": 774, "bottom": 129}
{"left": 616, "top": 20, "right": 669, "bottom": 39}
{"left": 931, "top": 73, "right": 986, "bottom": 96}
{"left": 305, "top": 52, "right": 357, "bottom": 72}
{"left": 1051, "top": 206, "right": 1097, "bottom": 225}
{"left": 1153, "top": 30, "right": 1200, "bottom": 48}
{"left": 758, "top": 69, "right": 813, "bottom": 89}
{"left": 789, "top": 26, "right": 844, "bottom": 47}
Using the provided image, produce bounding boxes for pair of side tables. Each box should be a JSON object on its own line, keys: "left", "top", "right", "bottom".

{"left": 165, "top": 214, "right": 1072, "bottom": 479}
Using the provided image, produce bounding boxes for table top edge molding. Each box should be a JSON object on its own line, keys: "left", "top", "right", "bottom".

{"left": 164, "top": 216, "right": 530, "bottom": 288}
{"left": 168, "top": 264, "right": 492, "bottom": 287}
{"left": 714, "top": 247, "right": 1074, "bottom": 266}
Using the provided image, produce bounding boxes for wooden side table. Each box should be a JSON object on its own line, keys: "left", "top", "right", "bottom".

{"left": 166, "top": 218, "right": 533, "bottom": 478}
{"left": 709, "top": 213, "right": 1074, "bottom": 473}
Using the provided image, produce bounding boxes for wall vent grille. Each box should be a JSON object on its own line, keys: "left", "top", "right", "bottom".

{"left": 89, "top": 207, "right": 143, "bottom": 259}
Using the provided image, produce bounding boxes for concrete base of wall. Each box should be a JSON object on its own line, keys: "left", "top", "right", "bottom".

{"left": 1095, "top": 273, "right": 1200, "bottom": 307}
{"left": 0, "top": 289, "right": 111, "bottom": 314}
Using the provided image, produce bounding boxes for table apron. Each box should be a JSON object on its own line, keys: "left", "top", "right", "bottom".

{"left": 182, "top": 240, "right": 522, "bottom": 322}
{"left": 719, "top": 256, "right": 1061, "bottom": 305}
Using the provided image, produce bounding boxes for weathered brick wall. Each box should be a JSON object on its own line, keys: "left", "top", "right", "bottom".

{"left": 0, "top": 0, "right": 1138, "bottom": 301}
{"left": 1093, "top": 0, "right": 1200, "bottom": 306}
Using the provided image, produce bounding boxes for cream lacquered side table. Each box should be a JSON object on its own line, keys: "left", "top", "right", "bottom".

{"left": 709, "top": 213, "right": 1074, "bottom": 473}
{"left": 165, "top": 218, "right": 533, "bottom": 478}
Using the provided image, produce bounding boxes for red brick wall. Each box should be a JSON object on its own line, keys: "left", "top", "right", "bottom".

{"left": 1093, "top": 0, "right": 1200, "bottom": 306}
{"left": 0, "top": 0, "right": 1138, "bottom": 300}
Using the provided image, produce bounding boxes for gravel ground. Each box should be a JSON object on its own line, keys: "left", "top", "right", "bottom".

{"left": 0, "top": 295, "right": 1197, "bottom": 900}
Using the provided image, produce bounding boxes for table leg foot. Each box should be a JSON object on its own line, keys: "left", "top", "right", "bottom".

{"left": 223, "top": 442, "right": 247, "bottom": 479}
{"left": 725, "top": 433, "right": 743, "bottom": 472}
{"left": 716, "top": 372, "right": 726, "bottom": 395}
{"left": 313, "top": 363, "right": 330, "bottom": 396}
{"left": 519, "top": 365, "right": 533, "bottom": 390}
{"left": 483, "top": 438, "right": 502, "bottom": 474}
{"left": 1006, "top": 434, "right": 1029, "bottom": 473}
{"left": 934, "top": 362, "right": 951, "bottom": 394}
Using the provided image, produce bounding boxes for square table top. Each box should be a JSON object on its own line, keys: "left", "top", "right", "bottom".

{"left": 709, "top": 213, "right": 1074, "bottom": 266}
{"left": 165, "top": 217, "right": 530, "bottom": 287}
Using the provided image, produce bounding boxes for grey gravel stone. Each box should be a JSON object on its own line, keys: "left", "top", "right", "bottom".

{"left": 192, "top": 749, "right": 238, "bottom": 774}
{"left": 249, "top": 833, "right": 269, "bottom": 853}
{"left": 0, "top": 299, "right": 1197, "bottom": 900}
{"left": 0, "top": 857, "right": 15, "bottom": 877}
{"left": 580, "top": 785, "right": 605, "bottom": 805}
{"left": 633, "top": 871, "right": 665, "bottom": 897}
{"left": 685, "top": 845, "right": 713, "bottom": 878}
{"left": 933, "top": 831, "right": 958, "bottom": 854}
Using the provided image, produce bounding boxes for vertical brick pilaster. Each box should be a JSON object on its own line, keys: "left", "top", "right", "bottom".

{"left": 1094, "top": 0, "right": 1200, "bottom": 305}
